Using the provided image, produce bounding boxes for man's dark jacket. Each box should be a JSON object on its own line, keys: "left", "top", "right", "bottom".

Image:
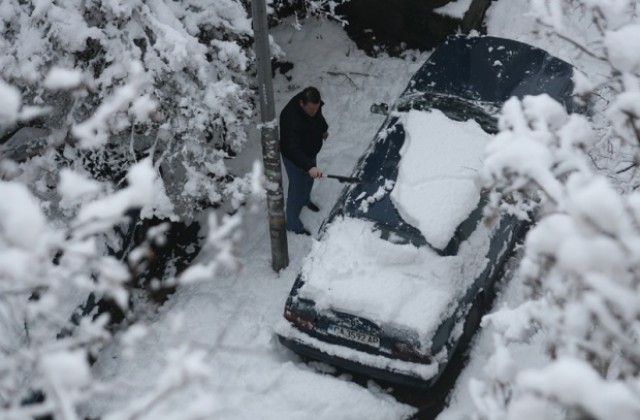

{"left": 279, "top": 91, "right": 329, "bottom": 171}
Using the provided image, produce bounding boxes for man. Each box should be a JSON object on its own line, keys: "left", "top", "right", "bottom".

{"left": 279, "top": 86, "right": 329, "bottom": 236}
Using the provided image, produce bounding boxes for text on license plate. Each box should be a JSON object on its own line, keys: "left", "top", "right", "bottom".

{"left": 327, "top": 324, "right": 380, "bottom": 348}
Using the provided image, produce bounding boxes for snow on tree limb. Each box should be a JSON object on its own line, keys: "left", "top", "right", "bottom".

{"left": 0, "top": 0, "right": 261, "bottom": 416}
{"left": 72, "top": 62, "right": 151, "bottom": 148}
{"left": 474, "top": 1, "right": 640, "bottom": 418}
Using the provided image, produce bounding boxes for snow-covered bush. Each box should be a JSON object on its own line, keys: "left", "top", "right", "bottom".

{"left": 472, "top": 1, "right": 640, "bottom": 419}
{"left": 0, "top": 68, "right": 251, "bottom": 416}
{"left": 271, "top": 0, "right": 350, "bottom": 24}
{"left": 0, "top": 0, "right": 350, "bottom": 415}
{"left": 0, "top": 0, "right": 262, "bottom": 416}
{"left": 0, "top": 161, "right": 245, "bottom": 417}
{"left": 1, "top": 0, "right": 256, "bottom": 217}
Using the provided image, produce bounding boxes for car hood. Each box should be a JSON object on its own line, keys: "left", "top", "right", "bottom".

{"left": 297, "top": 216, "right": 493, "bottom": 346}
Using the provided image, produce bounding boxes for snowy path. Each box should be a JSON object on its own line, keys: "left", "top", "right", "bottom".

{"left": 87, "top": 17, "right": 426, "bottom": 420}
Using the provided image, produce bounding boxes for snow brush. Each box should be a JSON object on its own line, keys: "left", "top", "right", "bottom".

{"left": 324, "top": 174, "right": 361, "bottom": 183}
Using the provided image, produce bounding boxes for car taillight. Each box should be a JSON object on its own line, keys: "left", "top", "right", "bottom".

{"left": 284, "top": 307, "right": 317, "bottom": 331}
{"left": 392, "top": 342, "right": 431, "bottom": 364}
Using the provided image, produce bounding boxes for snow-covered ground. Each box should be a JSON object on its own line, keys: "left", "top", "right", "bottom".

{"left": 87, "top": 14, "right": 426, "bottom": 420}
{"left": 87, "top": 1, "right": 593, "bottom": 419}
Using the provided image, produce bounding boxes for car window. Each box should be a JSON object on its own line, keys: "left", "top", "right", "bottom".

{"left": 390, "top": 109, "right": 492, "bottom": 250}
{"left": 405, "top": 36, "right": 576, "bottom": 110}
{"left": 397, "top": 93, "right": 499, "bottom": 134}
{"left": 339, "top": 106, "right": 494, "bottom": 254}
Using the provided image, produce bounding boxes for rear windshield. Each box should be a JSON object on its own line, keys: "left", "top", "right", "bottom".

{"left": 340, "top": 99, "right": 495, "bottom": 252}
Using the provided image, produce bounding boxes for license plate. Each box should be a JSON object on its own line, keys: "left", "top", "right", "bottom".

{"left": 327, "top": 324, "right": 380, "bottom": 348}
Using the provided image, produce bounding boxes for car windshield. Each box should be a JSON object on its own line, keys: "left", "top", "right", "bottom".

{"left": 396, "top": 92, "right": 499, "bottom": 134}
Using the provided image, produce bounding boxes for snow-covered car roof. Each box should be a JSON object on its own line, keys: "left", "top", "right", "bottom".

{"left": 391, "top": 109, "right": 492, "bottom": 249}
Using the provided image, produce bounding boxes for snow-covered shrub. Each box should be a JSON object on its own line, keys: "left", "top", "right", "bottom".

{"left": 0, "top": 116, "right": 249, "bottom": 417}
{"left": 0, "top": 0, "right": 347, "bottom": 416}
{"left": 271, "top": 0, "right": 350, "bottom": 23}
{"left": 0, "top": 163, "right": 245, "bottom": 417}
{"left": 472, "top": 1, "right": 640, "bottom": 419}
{"left": 0, "top": 0, "right": 261, "bottom": 416}
{"left": 1, "top": 0, "right": 256, "bottom": 218}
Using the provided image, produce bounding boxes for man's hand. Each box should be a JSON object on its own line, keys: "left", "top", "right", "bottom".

{"left": 308, "top": 167, "right": 323, "bottom": 178}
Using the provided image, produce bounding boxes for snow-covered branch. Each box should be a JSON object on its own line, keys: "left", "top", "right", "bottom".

{"left": 474, "top": 1, "right": 640, "bottom": 418}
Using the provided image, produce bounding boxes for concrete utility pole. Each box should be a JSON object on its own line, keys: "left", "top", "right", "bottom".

{"left": 251, "top": 0, "right": 289, "bottom": 271}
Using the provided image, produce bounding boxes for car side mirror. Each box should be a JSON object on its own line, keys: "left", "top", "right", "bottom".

{"left": 370, "top": 102, "right": 389, "bottom": 115}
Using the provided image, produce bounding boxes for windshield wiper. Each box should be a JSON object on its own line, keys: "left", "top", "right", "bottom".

{"left": 397, "top": 93, "right": 499, "bottom": 134}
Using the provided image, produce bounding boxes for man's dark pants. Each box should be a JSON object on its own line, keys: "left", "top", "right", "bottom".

{"left": 282, "top": 156, "right": 314, "bottom": 232}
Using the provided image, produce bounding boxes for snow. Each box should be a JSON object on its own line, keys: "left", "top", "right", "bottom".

{"left": 392, "top": 109, "right": 491, "bottom": 250}
{"left": 41, "top": 350, "right": 92, "bottom": 389}
{"left": 40, "top": 350, "right": 93, "bottom": 419}
{"left": 0, "top": 79, "right": 21, "bottom": 124}
{"left": 83, "top": 17, "right": 425, "bottom": 420}
{"left": 74, "top": 159, "right": 157, "bottom": 230}
{"left": 44, "top": 67, "right": 84, "bottom": 90}
{"left": 434, "top": 0, "right": 474, "bottom": 19}
{"left": 3, "top": 0, "right": 628, "bottom": 418}
{"left": 297, "top": 218, "right": 460, "bottom": 340}
{"left": 291, "top": 211, "right": 493, "bottom": 350}
{"left": 517, "top": 358, "right": 640, "bottom": 420}
{"left": 58, "top": 169, "right": 103, "bottom": 207}
{"left": 437, "top": 0, "right": 640, "bottom": 418}
{"left": 72, "top": 62, "right": 150, "bottom": 148}
{"left": 604, "top": 24, "right": 640, "bottom": 72}
{"left": 211, "top": 39, "right": 249, "bottom": 71}
{"left": 482, "top": 96, "right": 565, "bottom": 203}
{"left": 0, "top": 181, "right": 46, "bottom": 249}
{"left": 87, "top": 239, "right": 416, "bottom": 420}
{"left": 82, "top": 3, "right": 577, "bottom": 418}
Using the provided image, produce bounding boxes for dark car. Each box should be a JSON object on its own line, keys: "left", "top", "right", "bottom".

{"left": 276, "top": 35, "right": 576, "bottom": 388}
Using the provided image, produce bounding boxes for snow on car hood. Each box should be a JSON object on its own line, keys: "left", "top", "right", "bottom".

{"left": 298, "top": 216, "right": 493, "bottom": 345}
{"left": 390, "top": 109, "right": 492, "bottom": 250}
